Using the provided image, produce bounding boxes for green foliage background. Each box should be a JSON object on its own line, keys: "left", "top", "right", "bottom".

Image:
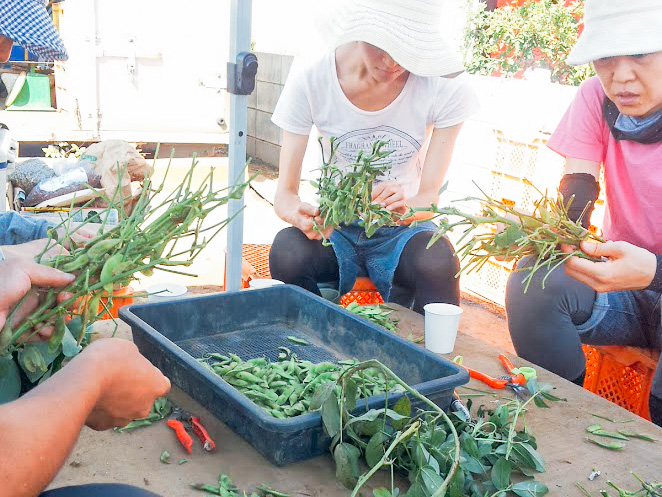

{"left": 464, "top": 0, "right": 594, "bottom": 86}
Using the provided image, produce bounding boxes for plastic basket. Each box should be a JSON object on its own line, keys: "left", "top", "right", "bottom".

{"left": 582, "top": 344, "right": 659, "bottom": 420}
{"left": 236, "top": 244, "right": 383, "bottom": 304}
{"left": 120, "top": 285, "right": 468, "bottom": 465}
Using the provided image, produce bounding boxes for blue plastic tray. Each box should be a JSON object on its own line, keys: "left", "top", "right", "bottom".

{"left": 119, "top": 285, "right": 468, "bottom": 465}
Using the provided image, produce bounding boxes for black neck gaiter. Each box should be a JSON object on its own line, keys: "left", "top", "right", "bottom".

{"left": 602, "top": 97, "right": 662, "bottom": 144}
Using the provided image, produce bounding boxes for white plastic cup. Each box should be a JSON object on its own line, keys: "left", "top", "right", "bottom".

{"left": 146, "top": 283, "right": 188, "bottom": 302}
{"left": 423, "top": 303, "right": 463, "bottom": 354}
{"left": 248, "top": 278, "right": 285, "bottom": 289}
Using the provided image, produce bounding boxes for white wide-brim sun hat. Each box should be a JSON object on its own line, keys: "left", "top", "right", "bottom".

{"left": 567, "top": 0, "right": 662, "bottom": 66}
{"left": 0, "top": 0, "right": 68, "bottom": 61}
{"left": 321, "top": 0, "right": 465, "bottom": 77}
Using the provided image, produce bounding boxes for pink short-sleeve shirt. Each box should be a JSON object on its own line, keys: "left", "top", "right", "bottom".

{"left": 547, "top": 76, "right": 662, "bottom": 253}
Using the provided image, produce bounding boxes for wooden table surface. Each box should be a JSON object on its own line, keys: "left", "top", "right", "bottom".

{"left": 51, "top": 305, "right": 662, "bottom": 496}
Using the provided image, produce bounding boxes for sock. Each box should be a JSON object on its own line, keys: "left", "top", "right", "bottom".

{"left": 650, "top": 394, "right": 662, "bottom": 427}
{"left": 570, "top": 371, "right": 586, "bottom": 388}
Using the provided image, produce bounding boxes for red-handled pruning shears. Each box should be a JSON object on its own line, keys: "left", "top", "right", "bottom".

{"left": 167, "top": 408, "right": 216, "bottom": 453}
{"left": 454, "top": 354, "right": 534, "bottom": 400}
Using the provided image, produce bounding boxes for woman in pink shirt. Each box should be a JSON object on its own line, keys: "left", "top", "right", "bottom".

{"left": 506, "top": 0, "right": 662, "bottom": 426}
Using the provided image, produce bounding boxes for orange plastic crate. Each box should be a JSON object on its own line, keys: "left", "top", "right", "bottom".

{"left": 236, "top": 244, "right": 382, "bottom": 304}
{"left": 339, "top": 276, "right": 383, "bottom": 305}
{"left": 582, "top": 344, "right": 659, "bottom": 420}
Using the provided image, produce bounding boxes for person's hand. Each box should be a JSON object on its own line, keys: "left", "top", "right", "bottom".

{"left": 0, "top": 259, "right": 75, "bottom": 337}
{"left": 55, "top": 223, "right": 96, "bottom": 249}
{"left": 81, "top": 338, "right": 171, "bottom": 430}
{"left": 372, "top": 181, "right": 407, "bottom": 215}
{"left": 1, "top": 239, "right": 69, "bottom": 261}
{"left": 563, "top": 240, "right": 657, "bottom": 292}
{"left": 294, "top": 202, "right": 332, "bottom": 240}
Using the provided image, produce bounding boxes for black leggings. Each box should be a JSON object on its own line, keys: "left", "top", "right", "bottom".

{"left": 269, "top": 227, "right": 459, "bottom": 314}
{"left": 506, "top": 256, "right": 662, "bottom": 426}
{"left": 41, "top": 484, "right": 160, "bottom": 496}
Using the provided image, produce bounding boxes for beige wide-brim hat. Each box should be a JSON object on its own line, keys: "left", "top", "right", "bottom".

{"left": 567, "top": 0, "right": 662, "bottom": 65}
{"left": 321, "top": 0, "right": 465, "bottom": 77}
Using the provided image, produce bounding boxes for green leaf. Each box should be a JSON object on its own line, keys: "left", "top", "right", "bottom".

{"left": 311, "top": 380, "right": 336, "bottom": 411}
{"left": 392, "top": 395, "right": 411, "bottom": 430}
{"left": 461, "top": 432, "right": 481, "bottom": 459}
{"left": 421, "top": 465, "right": 444, "bottom": 494}
{"left": 494, "top": 224, "right": 526, "bottom": 248}
{"left": 373, "top": 489, "right": 393, "bottom": 497}
{"left": 491, "top": 457, "right": 511, "bottom": 490}
{"left": 513, "top": 443, "right": 545, "bottom": 472}
{"left": 511, "top": 480, "right": 549, "bottom": 496}
{"left": 321, "top": 391, "right": 341, "bottom": 439}
{"left": 586, "top": 437, "right": 625, "bottom": 450}
{"left": 586, "top": 424, "right": 602, "bottom": 434}
{"left": 0, "top": 355, "right": 21, "bottom": 404}
{"left": 61, "top": 326, "right": 82, "bottom": 357}
{"left": 343, "top": 378, "right": 359, "bottom": 412}
{"left": 403, "top": 481, "right": 426, "bottom": 497}
{"left": 617, "top": 430, "right": 657, "bottom": 442}
{"left": 365, "top": 431, "right": 388, "bottom": 468}
{"left": 66, "top": 316, "right": 84, "bottom": 340}
{"left": 333, "top": 442, "right": 360, "bottom": 489}
{"left": 460, "top": 455, "right": 485, "bottom": 475}
{"left": 591, "top": 429, "right": 629, "bottom": 440}
{"left": 448, "top": 466, "right": 466, "bottom": 497}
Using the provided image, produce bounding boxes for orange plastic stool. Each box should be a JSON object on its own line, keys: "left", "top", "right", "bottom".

{"left": 339, "top": 276, "right": 383, "bottom": 305}
{"left": 231, "top": 244, "right": 383, "bottom": 304}
{"left": 98, "top": 285, "right": 135, "bottom": 319}
{"left": 582, "top": 344, "right": 659, "bottom": 420}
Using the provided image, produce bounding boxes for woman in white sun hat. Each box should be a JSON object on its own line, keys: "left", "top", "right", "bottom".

{"left": 269, "top": 0, "right": 478, "bottom": 315}
{"left": 506, "top": 0, "right": 662, "bottom": 426}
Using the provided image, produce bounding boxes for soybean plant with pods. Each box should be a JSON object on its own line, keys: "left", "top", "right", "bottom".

{"left": 319, "top": 359, "right": 551, "bottom": 497}
{"left": 0, "top": 149, "right": 250, "bottom": 402}
{"left": 311, "top": 137, "right": 401, "bottom": 244}
{"left": 405, "top": 182, "right": 605, "bottom": 292}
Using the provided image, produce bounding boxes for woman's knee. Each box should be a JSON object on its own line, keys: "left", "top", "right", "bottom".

{"left": 270, "top": 227, "right": 316, "bottom": 278}
{"left": 507, "top": 257, "right": 575, "bottom": 311}
{"left": 406, "top": 233, "right": 459, "bottom": 279}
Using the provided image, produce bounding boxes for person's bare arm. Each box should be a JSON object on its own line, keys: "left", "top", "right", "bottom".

{"left": 0, "top": 339, "right": 170, "bottom": 497}
{"left": 393, "top": 124, "right": 463, "bottom": 225}
{"left": 408, "top": 124, "right": 463, "bottom": 208}
{"left": 274, "top": 131, "right": 330, "bottom": 240}
{"left": 563, "top": 156, "right": 601, "bottom": 178}
{"left": 0, "top": 260, "right": 170, "bottom": 497}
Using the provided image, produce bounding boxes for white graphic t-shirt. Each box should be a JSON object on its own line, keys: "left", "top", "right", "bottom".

{"left": 272, "top": 51, "right": 478, "bottom": 198}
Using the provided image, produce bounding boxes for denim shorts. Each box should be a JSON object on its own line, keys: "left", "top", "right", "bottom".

{"left": 577, "top": 288, "right": 661, "bottom": 351}
{"left": 329, "top": 220, "right": 437, "bottom": 301}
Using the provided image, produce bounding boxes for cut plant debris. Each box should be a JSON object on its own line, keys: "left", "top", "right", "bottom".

{"left": 344, "top": 302, "right": 399, "bottom": 333}
{"left": 319, "top": 359, "right": 553, "bottom": 497}
{"left": 192, "top": 473, "right": 290, "bottom": 496}
{"left": 406, "top": 182, "right": 604, "bottom": 292}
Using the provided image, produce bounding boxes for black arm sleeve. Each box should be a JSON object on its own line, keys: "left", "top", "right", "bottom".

{"left": 558, "top": 173, "right": 600, "bottom": 229}
{"left": 646, "top": 254, "right": 662, "bottom": 293}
